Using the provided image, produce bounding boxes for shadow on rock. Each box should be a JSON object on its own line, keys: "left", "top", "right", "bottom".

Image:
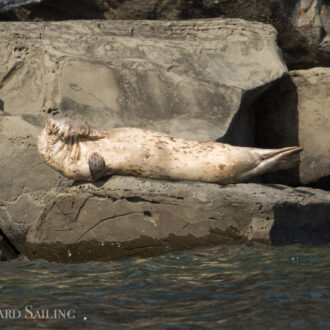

{"left": 270, "top": 203, "right": 330, "bottom": 245}
{"left": 255, "top": 75, "right": 300, "bottom": 186}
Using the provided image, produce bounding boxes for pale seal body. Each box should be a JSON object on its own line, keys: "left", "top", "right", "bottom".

{"left": 38, "top": 117, "right": 302, "bottom": 184}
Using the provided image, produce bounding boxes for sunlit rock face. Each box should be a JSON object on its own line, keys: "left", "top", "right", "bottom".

{"left": 1, "top": 0, "right": 329, "bottom": 69}
{"left": 0, "top": 18, "right": 287, "bottom": 143}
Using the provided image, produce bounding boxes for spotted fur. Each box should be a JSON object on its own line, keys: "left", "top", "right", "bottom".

{"left": 38, "top": 117, "right": 303, "bottom": 184}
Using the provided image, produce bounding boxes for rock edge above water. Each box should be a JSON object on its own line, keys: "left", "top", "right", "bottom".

{"left": 26, "top": 176, "right": 330, "bottom": 263}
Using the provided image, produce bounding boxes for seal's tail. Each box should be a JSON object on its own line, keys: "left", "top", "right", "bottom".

{"left": 256, "top": 146, "right": 303, "bottom": 173}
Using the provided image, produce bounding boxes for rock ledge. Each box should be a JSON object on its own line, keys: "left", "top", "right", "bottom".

{"left": 26, "top": 176, "right": 330, "bottom": 262}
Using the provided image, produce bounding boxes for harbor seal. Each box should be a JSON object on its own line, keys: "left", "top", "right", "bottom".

{"left": 38, "top": 117, "right": 302, "bottom": 184}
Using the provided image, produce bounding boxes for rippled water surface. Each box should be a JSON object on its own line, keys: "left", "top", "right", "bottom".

{"left": 0, "top": 244, "right": 329, "bottom": 329}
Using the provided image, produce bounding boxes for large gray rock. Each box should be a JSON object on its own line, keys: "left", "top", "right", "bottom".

{"left": 1, "top": 0, "right": 329, "bottom": 69}
{"left": 26, "top": 176, "right": 330, "bottom": 263}
{"left": 0, "top": 18, "right": 286, "bottom": 256}
{"left": 256, "top": 67, "right": 330, "bottom": 189}
{"left": 0, "top": 19, "right": 286, "bottom": 142}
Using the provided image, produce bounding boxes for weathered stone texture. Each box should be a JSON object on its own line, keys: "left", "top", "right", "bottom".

{"left": 1, "top": 0, "right": 329, "bottom": 69}
{"left": 26, "top": 176, "right": 330, "bottom": 262}
{"left": 0, "top": 19, "right": 287, "bottom": 142}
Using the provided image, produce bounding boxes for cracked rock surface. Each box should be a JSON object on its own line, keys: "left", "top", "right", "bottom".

{"left": 25, "top": 176, "right": 330, "bottom": 263}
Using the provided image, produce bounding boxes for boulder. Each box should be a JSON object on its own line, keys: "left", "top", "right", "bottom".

{"left": 0, "top": 18, "right": 286, "bottom": 257}
{"left": 26, "top": 176, "right": 330, "bottom": 263}
{"left": 256, "top": 67, "right": 330, "bottom": 189}
{"left": 0, "top": 19, "right": 286, "bottom": 142}
{"left": 1, "top": 0, "right": 329, "bottom": 69}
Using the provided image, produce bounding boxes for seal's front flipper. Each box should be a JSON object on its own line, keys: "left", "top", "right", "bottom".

{"left": 89, "top": 152, "right": 106, "bottom": 181}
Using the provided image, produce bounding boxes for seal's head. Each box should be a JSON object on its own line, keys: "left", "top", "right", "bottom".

{"left": 38, "top": 117, "right": 87, "bottom": 162}
{"left": 38, "top": 117, "right": 106, "bottom": 180}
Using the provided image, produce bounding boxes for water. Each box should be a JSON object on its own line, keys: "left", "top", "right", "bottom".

{"left": 0, "top": 244, "right": 329, "bottom": 329}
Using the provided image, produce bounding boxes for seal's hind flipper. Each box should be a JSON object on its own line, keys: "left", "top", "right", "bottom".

{"left": 256, "top": 146, "right": 303, "bottom": 173}
{"left": 271, "top": 147, "right": 303, "bottom": 171}
{"left": 89, "top": 152, "right": 106, "bottom": 181}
